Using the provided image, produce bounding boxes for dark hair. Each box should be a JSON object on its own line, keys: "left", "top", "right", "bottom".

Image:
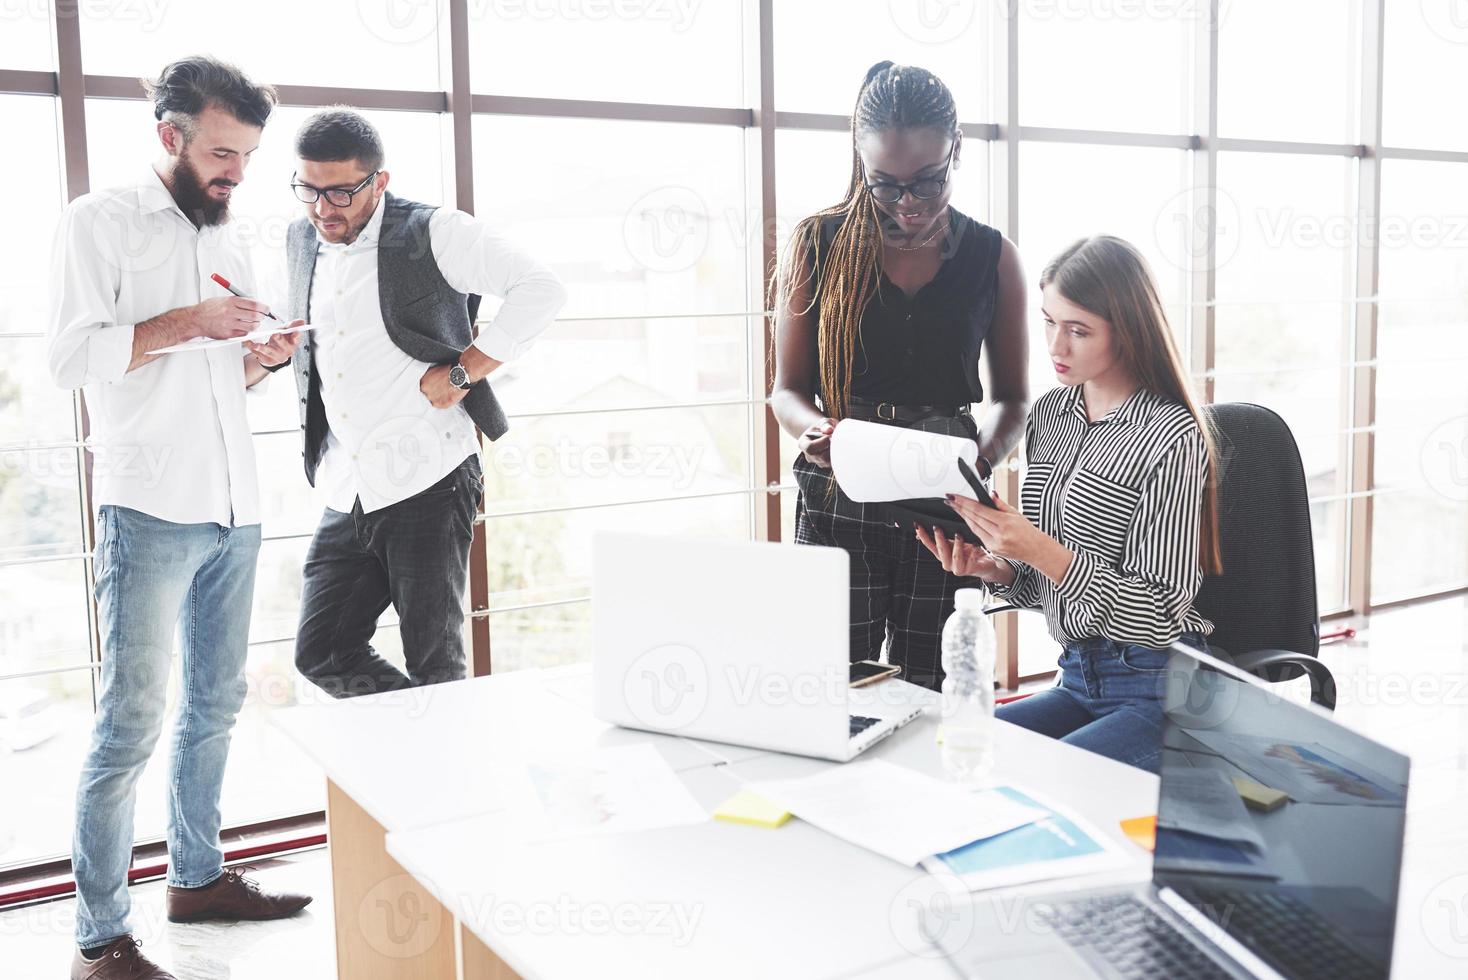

{"left": 773, "top": 62, "right": 958, "bottom": 422}
{"left": 1040, "top": 236, "right": 1223, "bottom": 574}
{"left": 294, "top": 108, "right": 385, "bottom": 173}
{"left": 142, "top": 56, "right": 276, "bottom": 132}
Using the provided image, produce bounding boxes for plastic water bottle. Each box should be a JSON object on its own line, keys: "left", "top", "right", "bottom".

{"left": 940, "top": 587, "right": 996, "bottom": 786}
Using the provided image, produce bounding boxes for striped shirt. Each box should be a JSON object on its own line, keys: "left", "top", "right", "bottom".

{"left": 992, "top": 383, "right": 1214, "bottom": 648}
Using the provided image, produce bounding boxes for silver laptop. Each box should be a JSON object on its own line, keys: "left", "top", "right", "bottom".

{"left": 591, "top": 531, "right": 922, "bottom": 762}
{"left": 934, "top": 642, "right": 1408, "bottom": 980}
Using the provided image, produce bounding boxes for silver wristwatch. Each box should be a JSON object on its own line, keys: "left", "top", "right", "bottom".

{"left": 448, "top": 363, "right": 473, "bottom": 390}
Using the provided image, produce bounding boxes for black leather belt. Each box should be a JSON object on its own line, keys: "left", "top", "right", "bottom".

{"left": 846, "top": 396, "right": 971, "bottom": 425}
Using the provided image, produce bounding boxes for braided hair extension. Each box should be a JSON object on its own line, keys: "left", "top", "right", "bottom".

{"left": 772, "top": 62, "right": 959, "bottom": 423}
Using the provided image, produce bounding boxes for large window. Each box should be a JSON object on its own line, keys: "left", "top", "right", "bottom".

{"left": 4, "top": 0, "right": 1466, "bottom": 877}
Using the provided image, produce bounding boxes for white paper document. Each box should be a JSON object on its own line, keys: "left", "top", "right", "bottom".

{"left": 830, "top": 418, "right": 980, "bottom": 502}
{"left": 746, "top": 758, "right": 1048, "bottom": 866}
{"left": 155, "top": 322, "right": 315, "bottom": 355}
{"left": 499, "top": 743, "right": 709, "bottom": 842}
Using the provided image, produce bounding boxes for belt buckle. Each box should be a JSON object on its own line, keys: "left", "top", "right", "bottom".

{"left": 877, "top": 402, "right": 896, "bottom": 421}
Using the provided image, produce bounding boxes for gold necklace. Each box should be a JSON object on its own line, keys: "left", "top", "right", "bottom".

{"left": 887, "top": 216, "right": 951, "bottom": 252}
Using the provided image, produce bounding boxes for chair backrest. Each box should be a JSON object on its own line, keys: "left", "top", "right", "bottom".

{"left": 1194, "top": 403, "right": 1320, "bottom": 660}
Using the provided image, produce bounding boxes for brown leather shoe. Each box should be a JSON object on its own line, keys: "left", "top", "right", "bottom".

{"left": 165, "top": 866, "right": 312, "bottom": 924}
{"left": 70, "top": 936, "right": 176, "bottom": 979}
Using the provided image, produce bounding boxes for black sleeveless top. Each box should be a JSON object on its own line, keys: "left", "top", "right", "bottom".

{"left": 811, "top": 207, "right": 1003, "bottom": 406}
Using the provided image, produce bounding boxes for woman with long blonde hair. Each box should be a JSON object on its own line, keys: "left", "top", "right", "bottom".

{"left": 920, "top": 235, "right": 1221, "bottom": 773}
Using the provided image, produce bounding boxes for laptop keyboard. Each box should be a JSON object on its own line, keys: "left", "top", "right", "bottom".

{"left": 849, "top": 714, "right": 880, "bottom": 739}
{"left": 1036, "top": 894, "right": 1232, "bottom": 979}
{"left": 1174, "top": 886, "right": 1385, "bottom": 980}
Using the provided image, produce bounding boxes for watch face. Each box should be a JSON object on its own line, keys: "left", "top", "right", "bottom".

{"left": 449, "top": 365, "right": 469, "bottom": 388}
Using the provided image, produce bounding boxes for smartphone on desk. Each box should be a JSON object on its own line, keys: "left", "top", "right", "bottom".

{"left": 850, "top": 660, "right": 902, "bottom": 687}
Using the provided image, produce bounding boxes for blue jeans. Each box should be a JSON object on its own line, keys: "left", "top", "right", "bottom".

{"left": 995, "top": 633, "right": 1210, "bottom": 774}
{"left": 73, "top": 506, "right": 260, "bottom": 948}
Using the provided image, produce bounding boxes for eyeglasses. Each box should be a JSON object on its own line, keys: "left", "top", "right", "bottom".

{"left": 290, "top": 171, "right": 379, "bottom": 208}
{"left": 864, "top": 141, "right": 957, "bottom": 205}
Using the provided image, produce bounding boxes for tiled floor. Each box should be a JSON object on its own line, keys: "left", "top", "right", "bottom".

{"left": 4, "top": 593, "right": 1467, "bottom": 979}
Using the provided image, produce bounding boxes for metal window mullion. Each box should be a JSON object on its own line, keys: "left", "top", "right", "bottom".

{"left": 1190, "top": 0, "right": 1220, "bottom": 405}
{"left": 50, "top": 0, "right": 101, "bottom": 715}
{"left": 442, "top": 0, "right": 492, "bottom": 676}
{"left": 478, "top": 483, "right": 797, "bottom": 522}
{"left": 751, "top": 0, "right": 782, "bottom": 543}
{"left": 993, "top": 0, "right": 1021, "bottom": 692}
{"left": 81, "top": 74, "right": 448, "bottom": 113}
{"left": 1349, "top": 0, "right": 1386, "bottom": 614}
{"left": 470, "top": 93, "right": 750, "bottom": 127}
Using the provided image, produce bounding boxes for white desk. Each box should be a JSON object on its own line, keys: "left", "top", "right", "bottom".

{"left": 270, "top": 665, "right": 747, "bottom": 978}
{"left": 271, "top": 663, "right": 1158, "bottom": 980}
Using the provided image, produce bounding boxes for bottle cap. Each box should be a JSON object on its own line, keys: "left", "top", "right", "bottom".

{"left": 954, "top": 588, "right": 985, "bottom": 611}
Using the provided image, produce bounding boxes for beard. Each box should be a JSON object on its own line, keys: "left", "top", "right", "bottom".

{"left": 171, "top": 154, "right": 236, "bottom": 227}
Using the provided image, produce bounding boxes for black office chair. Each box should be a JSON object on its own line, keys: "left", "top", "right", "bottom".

{"left": 1194, "top": 402, "right": 1337, "bottom": 710}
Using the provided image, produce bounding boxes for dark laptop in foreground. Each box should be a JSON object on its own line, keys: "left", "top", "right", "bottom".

{"left": 937, "top": 641, "right": 1408, "bottom": 980}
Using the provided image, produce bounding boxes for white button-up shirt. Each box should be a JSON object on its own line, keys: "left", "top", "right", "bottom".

{"left": 304, "top": 197, "right": 565, "bottom": 514}
{"left": 46, "top": 168, "right": 261, "bottom": 527}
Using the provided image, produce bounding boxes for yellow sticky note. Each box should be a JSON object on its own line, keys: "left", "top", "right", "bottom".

{"left": 1120, "top": 814, "right": 1157, "bottom": 852}
{"left": 1232, "top": 776, "right": 1289, "bottom": 811}
{"left": 714, "top": 790, "right": 792, "bottom": 828}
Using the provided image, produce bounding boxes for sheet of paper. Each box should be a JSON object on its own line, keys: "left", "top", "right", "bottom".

{"left": 1156, "top": 766, "right": 1266, "bottom": 851}
{"left": 920, "top": 786, "right": 1134, "bottom": 892}
{"left": 500, "top": 743, "right": 709, "bottom": 842}
{"left": 746, "top": 759, "right": 1047, "bottom": 866}
{"left": 830, "top": 419, "right": 980, "bottom": 502}
{"left": 155, "top": 322, "right": 315, "bottom": 355}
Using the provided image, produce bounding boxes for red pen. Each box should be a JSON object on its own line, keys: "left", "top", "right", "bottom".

{"left": 211, "top": 272, "right": 282, "bottom": 322}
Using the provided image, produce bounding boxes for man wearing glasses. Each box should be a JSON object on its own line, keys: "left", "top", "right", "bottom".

{"left": 278, "top": 108, "right": 566, "bottom": 699}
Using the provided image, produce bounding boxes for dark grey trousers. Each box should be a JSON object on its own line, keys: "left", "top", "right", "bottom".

{"left": 294, "top": 454, "right": 482, "bottom": 698}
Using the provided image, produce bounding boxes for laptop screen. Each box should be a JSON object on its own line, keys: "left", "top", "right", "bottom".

{"left": 1153, "top": 646, "right": 1409, "bottom": 979}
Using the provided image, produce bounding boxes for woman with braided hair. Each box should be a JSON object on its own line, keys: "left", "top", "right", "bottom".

{"left": 770, "top": 61, "right": 1030, "bottom": 691}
